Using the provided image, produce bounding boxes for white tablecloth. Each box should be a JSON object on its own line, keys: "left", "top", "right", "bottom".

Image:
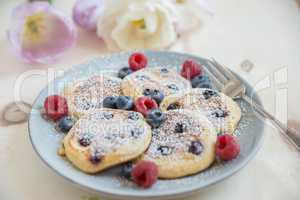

{"left": 0, "top": 0, "right": 299, "bottom": 200}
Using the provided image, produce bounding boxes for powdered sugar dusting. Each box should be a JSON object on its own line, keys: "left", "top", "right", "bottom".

{"left": 66, "top": 75, "right": 122, "bottom": 114}
{"left": 145, "top": 110, "right": 207, "bottom": 159}
{"left": 72, "top": 110, "right": 148, "bottom": 157}
{"left": 169, "top": 89, "right": 234, "bottom": 134}
{"left": 126, "top": 67, "right": 191, "bottom": 96}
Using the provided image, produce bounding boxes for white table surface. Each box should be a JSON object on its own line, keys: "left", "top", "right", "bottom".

{"left": 0, "top": 0, "right": 300, "bottom": 200}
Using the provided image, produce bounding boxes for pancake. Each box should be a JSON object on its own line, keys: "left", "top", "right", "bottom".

{"left": 121, "top": 67, "right": 191, "bottom": 101}
{"left": 160, "top": 88, "right": 241, "bottom": 134}
{"left": 138, "top": 109, "right": 217, "bottom": 179}
{"left": 64, "top": 75, "right": 122, "bottom": 118}
{"left": 63, "top": 109, "right": 152, "bottom": 173}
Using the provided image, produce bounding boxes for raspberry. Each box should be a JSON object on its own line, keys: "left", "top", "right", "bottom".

{"left": 129, "top": 52, "right": 148, "bottom": 71}
{"left": 134, "top": 96, "right": 158, "bottom": 116}
{"left": 216, "top": 134, "right": 240, "bottom": 161}
{"left": 180, "top": 59, "right": 203, "bottom": 80}
{"left": 44, "top": 95, "right": 68, "bottom": 121}
{"left": 132, "top": 161, "right": 158, "bottom": 188}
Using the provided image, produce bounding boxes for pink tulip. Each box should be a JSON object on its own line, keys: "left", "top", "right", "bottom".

{"left": 73, "top": 0, "right": 103, "bottom": 31}
{"left": 7, "top": 2, "right": 76, "bottom": 64}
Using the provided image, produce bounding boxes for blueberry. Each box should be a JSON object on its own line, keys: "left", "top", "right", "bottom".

{"left": 131, "top": 128, "right": 142, "bottom": 138}
{"left": 143, "top": 89, "right": 164, "bottom": 104}
{"left": 212, "top": 109, "right": 228, "bottom": 118}
{"left": 202, "top": 90, "right": 218, "bottom": 100}
{"left": 57, "top": 116, "right": 74, "bottom": 133}
{"left": 160, "top": 68, "right": 169, "bottom": 73}
{"left": 167, "top": 84, "right": 179, "bottom": 91}
{"left": 116, "top": 96, "right": 134, "bottom": 110}
{"left": 90, "top": 151, "right": 103, "bottom": 164}
{"left": 118, "top": 67, "right": 132, "bottom": 79}
{"left": 79, "top": 134, "right": 92, "bottom": 147}
{"left": 174, "top": 123, "right": 187, "bottom": 133}
{"left": 146, "top": 109, "right": 166, "bottom": 128}
{"left": 90, "top": 156, "right": 102, "bottom": 164}
{"left": 143, "top": 88, "right": 152, "bottom": 96}
{"left": 128, "top": 112, "right": 140, "bottom": 121}
{"left": 157, "top": 146, "right": 172, "bottom": 156}
{"left": 151, "top": 90, "right": 164, "bottom": 104}
{"left": 189, "top": 141, "right": 203, "bottom": 155}
{"left": 103, "top": 96, "right": 117, "bottom": 109}
{"left": 191, "top": 75, "right": 212, "bottom": 88}
{"left": 121, "top": 162, "right": 133, "bottom": 179}
{"left": 167, "top": 102, "right": 180, "bottom": 110}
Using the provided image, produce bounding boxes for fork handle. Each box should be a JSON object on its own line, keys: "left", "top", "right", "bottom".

{"left": 242, "top": 95, "right": 300, "bottom": 151}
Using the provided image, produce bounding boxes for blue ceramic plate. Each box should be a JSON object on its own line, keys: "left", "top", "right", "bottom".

{"left": 28, "top": 51, "right": 264, "bottom": 200}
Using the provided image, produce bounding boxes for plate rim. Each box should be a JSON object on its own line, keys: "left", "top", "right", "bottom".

{"left": 28, "top": 50, "right": 265, "bottom": 199}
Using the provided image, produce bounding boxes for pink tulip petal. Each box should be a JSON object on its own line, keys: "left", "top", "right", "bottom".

{"left": 7, "top": 2, "right": 76, "bottom": 64}
{"left": 73, "top": 0, "right": 103, "bottom": 31}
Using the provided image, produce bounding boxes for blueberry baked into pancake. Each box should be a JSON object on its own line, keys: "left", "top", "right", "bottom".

{"left": 63, "top": 109, "right": 152, "bottom": 173}
{"left": 121, "top": 67, "right": 192, "bottom": 102}
{"left": 138, "top": 109, "right": 217, "bottom": 179}
{"left": 160, "top": 88, "right": 241, "bottom": 134}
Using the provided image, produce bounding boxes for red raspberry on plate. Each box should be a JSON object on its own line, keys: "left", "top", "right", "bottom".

{"left": 132, "top": 161, "right": 158, "bottom": 188}
{"left": 44, "top": 95, "right": 68, "bottom": 121}
{"left": 216, "top": 134, "right": 240, "bottom": 161}
{"left": 129, "top": 52, "right": 148, "bottom": 71}
{"left": 134, "top": 96, "right": 158, "bottom": 116}
{"left": 180, "top": 59, "right": 203, "bottom": 80}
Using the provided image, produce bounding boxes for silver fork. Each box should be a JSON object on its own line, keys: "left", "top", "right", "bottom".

{"left": 205, "top": 59, "right": 300, "bottom": 151}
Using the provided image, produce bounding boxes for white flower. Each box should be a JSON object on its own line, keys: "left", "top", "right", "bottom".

{"left": 96, "top": 0, "right": 177, "bottom": 50}
{"left": 169, "top": 0, "right": 212, "bottom": 33}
